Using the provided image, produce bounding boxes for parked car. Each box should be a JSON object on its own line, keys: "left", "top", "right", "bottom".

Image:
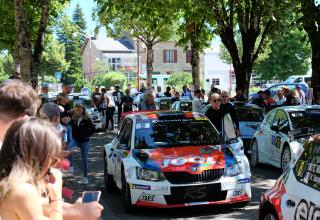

{"left": 171, "top": 99, "right": 193, "bottom": 111}
{"left": 155, "top": 97, "right": 173, "bottom": 110}
{"left": 249, "top": 83, "right": 308, "bottom": 102}
{"left": 259, "top": 136, "right": 320, "bottom": 220}
{"left": 284, "top": 74, "right": 311, "bottom": 84}
{"left": 251, "top": 105, "right": 320, "bottom": 173}
{"left": 103, "top": 111, "right": 251, "bottom": 211}
{"left": 69, "top": 93, "right": 104, "bottom": 131}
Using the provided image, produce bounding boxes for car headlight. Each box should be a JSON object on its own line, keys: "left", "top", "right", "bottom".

{"left": 136, "top": 167, "right": 165, "bottom": 181}
{"left": 225, "top": 163, "right": 240, "bottom": 177}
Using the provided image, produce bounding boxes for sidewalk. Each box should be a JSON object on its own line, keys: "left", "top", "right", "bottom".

{"left": 63, "top": 131, "right": 115, "bottom": 202}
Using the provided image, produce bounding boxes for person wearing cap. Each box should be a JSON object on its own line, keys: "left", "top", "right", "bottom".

{"left": 296, "top": 84, "right": 306, "bottom": 104}
{"left": 112, "top": 85, "right": 125, "bottom": 125}
{"left": 39, "top": 83, "right": 49, "bottom": 105}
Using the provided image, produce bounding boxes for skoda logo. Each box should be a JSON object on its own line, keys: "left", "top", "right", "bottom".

{"left": 192, "top": 166, "right": 198, "bottom": 172}
{"left": 200, "top": 147, "right": 213, "bottom": 154}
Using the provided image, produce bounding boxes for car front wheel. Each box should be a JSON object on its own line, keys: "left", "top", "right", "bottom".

{"left": 104, "top": 151, "right": 116, "bottom": 192}
{"left": 121, "top": 170, "right": 133, "bottom": 212}
{"left": 251, "top": 139, "right": 259, "bottom": 167}
{"left": 281, "top": 146, "right": 291, "bottom": 173}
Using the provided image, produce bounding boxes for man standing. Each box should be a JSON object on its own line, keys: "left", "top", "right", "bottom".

{"left": 192, "top": 89, "right": 203, "bottom": 113}
{"left": 39, "top": 83, "right": 49, "bottom": 104}
{"left": 122, "top": 89, "right": 134, "bottom": 112}
{"left": 0, "top": 80, "right": 103, "bottom": 220}
{"left": 296, "top": 85, "right": 306, "bottom": 104}
{"left": 164, "top": 86, "right": 172, "bottom": 97}
{"left": 220, "top": 91, "right": 240, "bottom": 136}
{"left": 113, "top": 85, "right": 125, "bottom": 125}
{"left": 205, "top": 93, "right": 226, "bottom": 133}
{"left": 182, "top": 85, "right": 192, "bottom": 99}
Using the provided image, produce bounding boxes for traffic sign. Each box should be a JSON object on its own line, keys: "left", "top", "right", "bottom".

{"left": 55, "top": 72, "right": 62, "bottom": 80}
{"left": 81, "top": 87, "right": 91, "bottom": 96}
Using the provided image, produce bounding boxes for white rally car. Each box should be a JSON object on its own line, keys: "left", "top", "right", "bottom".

{"left": 103, "top": 111, "right": 251, "bottom": 211}
{"left": 251, "top": 105, "right": 320, "bottom": 173}
{"left": 259, "top": 136, "right": 320, "bottom": 220}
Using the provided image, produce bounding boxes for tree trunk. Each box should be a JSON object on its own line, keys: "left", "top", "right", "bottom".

{"left": 233, "top": 62, "right": 252, "bottom": 99}
{"left": 191, "top": 43, "right": 200, "bottom": 91}
{"left": 14, "top": 0, "right": 32, "bottom": 83}
{"left": 146, "top": 43, "right": 153, "bottom": 89}
{"left": 12, "top": 47, "right": 21, "bottom": 77}
{"left": 31, "top": 0, "right": 51, "bottom": 89}
{"left": 310, "top": 44, "right": 320, "bottom": 104}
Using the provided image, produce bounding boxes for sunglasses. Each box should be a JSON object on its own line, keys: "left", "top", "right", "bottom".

{"left": 221, "top": 96, "right": 229, "bottom": 98}
{"left": 212, "top": 99, "right": 221, "bottom": 103}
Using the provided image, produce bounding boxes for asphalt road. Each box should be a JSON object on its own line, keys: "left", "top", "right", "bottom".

{"left": 64, "top": 131, "right": 281, "bottom": 220}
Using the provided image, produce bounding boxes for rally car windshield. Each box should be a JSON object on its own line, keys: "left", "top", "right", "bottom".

{"left": 235, "top": 107, "right": 264, "bottom": 122}
{"left": 290, "top": 110, "right": 320, "bottom": 131}
{"left": 134, "top": 119, "right": 221, "bottom": 149}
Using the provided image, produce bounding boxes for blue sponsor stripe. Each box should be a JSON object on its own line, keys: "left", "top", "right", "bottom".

{"left": 238, "top": 178, "right": 251, "bottom": 184}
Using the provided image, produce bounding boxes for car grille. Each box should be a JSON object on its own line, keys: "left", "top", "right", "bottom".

{"left": 164, "top": 183, "right": 227, "bottom": 204}
{"left": 164, "top": 169, "right": 224, "bottom": 184}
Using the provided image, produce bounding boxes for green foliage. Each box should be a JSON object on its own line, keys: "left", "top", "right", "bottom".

{"left": 93, "top": 72, "right": 126, "bottom": 90}
{"left": 166, "top": 72, "right": 193, "bottom": 91}
{"left": 43, "top": 75, "right": 56, "bottom": 84}
{"left": 0, "top": 52, "right": 13, "bottom": 82}
{"left": 72, "top": 3, "right": 87, "bottom": 32}
{"left": 254, "top": 30, "right": 311, "bottom": 80}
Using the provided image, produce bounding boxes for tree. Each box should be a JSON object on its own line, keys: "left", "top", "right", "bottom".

{"left": 166, "top": 72, "right": 193, "bottom": 91}
{"left": 206, "top": 0, "right": 294, "bottom": 98}
{"left": 95, "top": 0, "right": 177, "bottom": 89}
{"left": 300, "top": 1, "right": 320, "bottom": 103}
{"left": 254, "top": 30, "right": 311, "bottom": 80}
{"left": 72, "top": 3, "right": 87, "bottom": 32}
{"left": 175, "top": 0, "right": 213, "bottom": 91}
{"left": 93, "top": 72, "right": 126, "bottom": 90}
{"left": 0, "top": 52, "right": 13, "bottom": 83}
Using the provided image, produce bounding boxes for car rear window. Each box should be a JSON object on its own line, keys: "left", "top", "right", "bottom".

{"left": 289, "top": 110, "right": 320, "bottom": 131}
{"left": 135, "top": 119, "right": 221, "bottom": 149}
{"left": 294, "top": 139, "right": 320, "bottom": 191}
{"left": 158, "top": 100, "right": 172, "bottom": 110}
{"left": 180, "top": 102, "right": 193, "bottom": 111}
{"left": 235, "top": 107, "right": 264, "bottom": 122}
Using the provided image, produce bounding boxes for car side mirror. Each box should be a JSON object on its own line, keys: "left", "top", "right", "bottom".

{"left": 271, "top": 125, "right": 280, "bottom": 133}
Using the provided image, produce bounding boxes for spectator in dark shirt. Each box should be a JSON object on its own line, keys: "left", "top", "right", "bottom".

{"left": 220, "top": 91, "right": 240, "bottom": 136}
{"left": 205, "top": 93, "right": 226, "bottom": 133}
{"left": 182, "top": 85, "right": 192, "bottom": 99}
{"left": 172, "top": 92, "right": 180, "bottom": 103}
{"left": 252, "top": 90, "right": 265, "bottom": 108}
{"left": 164, "top": 86, "right": 172, "bottom": 97}
{"left": 283, "top": 86, "right": 293, "bottom": 106}
{"left": 122, "top": 89, "right": 134, "bottom": 112}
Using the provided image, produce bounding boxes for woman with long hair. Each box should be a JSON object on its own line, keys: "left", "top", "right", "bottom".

{"left": 0, "top": 117, "right": 63, "bottom": 220}
{"left": 69, "top": 104, "right": 95, "bottom": 184}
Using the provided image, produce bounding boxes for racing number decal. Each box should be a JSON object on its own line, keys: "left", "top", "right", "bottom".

{"left": 271, "top": 135, "right": 281, "bottom": 149}
{"left": 294, "top": 199, "right": 320, "bottom": 220}
{"left": 184, "top": 186, "right": 207, "bottom": 200}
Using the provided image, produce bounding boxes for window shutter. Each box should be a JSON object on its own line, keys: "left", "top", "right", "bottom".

{"left": 186, "top": 50, "right": 192, "bottom": 63}
{"left": 174, "top": 50, "right": 177, "bottom": 63}
{"left": 163, "top": 50, "right": 166, "bottom": 63}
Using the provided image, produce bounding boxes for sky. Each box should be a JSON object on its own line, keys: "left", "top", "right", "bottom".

{"left": 66, "top": 0, "right": 107, "bottom": 38}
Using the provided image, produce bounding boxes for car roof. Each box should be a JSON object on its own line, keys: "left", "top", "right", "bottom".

{"left": 270, "top": 104, "right": 320, "bottom": 112}
{"left": 125, "top": 110, "right": 207, "bottom": 121}
{"left": 231, "top": 101, "right": 261, "bottom": 109}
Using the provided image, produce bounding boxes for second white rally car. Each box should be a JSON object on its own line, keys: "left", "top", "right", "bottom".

{"left": 251, "top": 105, "right": 320, "bottom": 173}
{"left": 103, "top": 111, "right": 251, "bottom": 211}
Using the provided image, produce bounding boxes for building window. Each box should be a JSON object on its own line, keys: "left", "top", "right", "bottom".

{"left": 186, "top": 50, "right": 192, "bottom": 63}
{"left": 212, "top": 78, "right": 220, "bottom": 86}
{"left": 108, "top": 57, "right": 122, "bottom": 71}
{"left": 163, "top": 50, "right": 177, "bottom": 63}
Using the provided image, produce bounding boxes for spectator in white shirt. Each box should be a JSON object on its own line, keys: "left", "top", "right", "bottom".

{"left": 296, "top": 85, "right": 306, "bottom": 104}
{"left": 192, "top": 89, "right": 203, "bottom": 113}
{"left": 275, "top": 89, "right": 287, "bottom": 105}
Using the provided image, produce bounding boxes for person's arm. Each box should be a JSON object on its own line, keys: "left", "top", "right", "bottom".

{"left": 62, "top": 202, "right": 103, "bottom": 220}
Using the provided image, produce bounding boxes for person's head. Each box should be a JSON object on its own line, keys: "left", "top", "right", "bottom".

{"left": 282, "top": 86, "right": 290, "bottom": 96}
{"left": 292, "top": 89, "right": 299, "bottom": 97}
{"left": 41, "top": 83, "right": 49, "bottom": 94}
{"left": 39, "top": 102, "right": 62, "bottom": 124}
{"left": 257, "top": 90, "right": 264, "bottom": 97}
{"left": 201, "top": 89, "right": 205, "bottom": 99}
{"left": 157, "top": 86, "right": 161, "bottom": 93}
{"left": 263, "top": 90, "right": 271, "bottom": 99}
{"left": 115, "top": 85, "right": 120, "bottom": 92}
{"left": 166, "top": 86, "right": 171, "bottom": 92}
{"left": 175, "top": 92, "right": 180, "bottom": 99}
{"left": 236, "top": 88, "right": 242, "bottom": 96}
{"left": 125, "top": 89, "right": 130, "bottom": 95}
{"left": 220, "top": 91, "right": 230, "bottom": 104}
{"left": 101, "top": 87, "right": 107, "bottom": 94}
{"left": 211, "top": 83, "right": 216, "bottom": 89}
{"left": 72, "top": 104, "right": 88, "bottom": 120}
{"left": 57, "top": 93, "right": 69, "bottom": 105}
{"left": 60, "top": 112, "right": 70, "bottom": 125}
{"left": 209, "top": 93, "right": 221, "bottom": 110}
{"left": 0, "top": 80, "right": 39, "bottom": 123}
{"left": 277, "top": 90, "right": 284, "bottom": 99}
{"left": 0, "top": 117, "right": 61, "bottom": 198}
{"left": 144, "top": 90, "right": 154, "bottom": 104}
{"left": 194, "top": 89, "right": 201, "bottom": 98}
{"left": 182, "top": 85, "right": 187, "bottom": 91}
{"left": 62, "top": 82, "right": 72, "bottom": 95}
{"left": 94, "top": 86, "right": 99, "bottom": 93}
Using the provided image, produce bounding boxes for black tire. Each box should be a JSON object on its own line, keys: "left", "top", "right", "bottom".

{"left": 261, "top": 205, "right": 278, "bottom": 220}
{"left": 121, "top": 169, "right": 133, "bottom": 212}
{"left": 234, "top": 201, "right": 250, "bottom": 209}
{"left": 251, "top": 139, "right": 259, "bottom": 167}
{"left": 104, "top": 151, "right": 116, "bottom": 192}
{"left": 281, "top": 145, "right": 291, "bottom": 173}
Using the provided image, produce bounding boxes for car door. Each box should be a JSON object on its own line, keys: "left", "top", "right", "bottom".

{"left": 281, "top": 141, "right": 320, "bottom": 220}
{"left": 270, "top": 110, "right": 290, "bottom": 168}
{"left": 258, "top": 110, "right": 277, "bottom": 164}
{"left": 114, "top": 118, "right": 133, "bottom": 184}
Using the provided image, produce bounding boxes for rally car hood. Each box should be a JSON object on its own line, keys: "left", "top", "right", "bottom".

{"left": 239, "top": 121, "right": 261, "bottom": 138}
{"left": 133, "top": 145, "right": 236, "bottom": 174}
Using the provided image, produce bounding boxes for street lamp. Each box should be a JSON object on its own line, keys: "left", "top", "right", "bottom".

{"left": 73, "top": 32, "right": 93, "bottom": 82}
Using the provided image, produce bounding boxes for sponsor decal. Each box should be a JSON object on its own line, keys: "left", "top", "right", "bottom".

{"left": 140, "top": 194, "right": 155, "bottom": 201}
{"left": 294, "top": 199, "right": 320, "bottom": 220}
{"left": 271, "top": 136, "right": 281, "bottom": 149}
{"left": 136, "top": 123, "right": 150, "bottom": 129}
{"left": 150, "top": 186, "right": 169, "bottom": 191}
{"left": 238, "top": 178, "right": 251, "bottom": 184}
{"left": 162, "top": 156, "right": 218, "bottom": 168}
{"left": 126, "top": 166, "right": 134, "bottom": 178}
{"left": 184, "top": 186, "right": 207, "bottom": 200}
{"left": 132, "top": 184, "right": 151, "bottom": 190}
{"left": 233, "top": 190, "right": 243, "bottom": 196}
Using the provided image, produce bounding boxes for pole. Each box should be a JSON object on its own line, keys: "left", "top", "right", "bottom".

{"left": 89, "top": 37, "right": 93, "bottom": 82}
{"left": 137, "top": 38, "right": 140, "bottom": 92}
